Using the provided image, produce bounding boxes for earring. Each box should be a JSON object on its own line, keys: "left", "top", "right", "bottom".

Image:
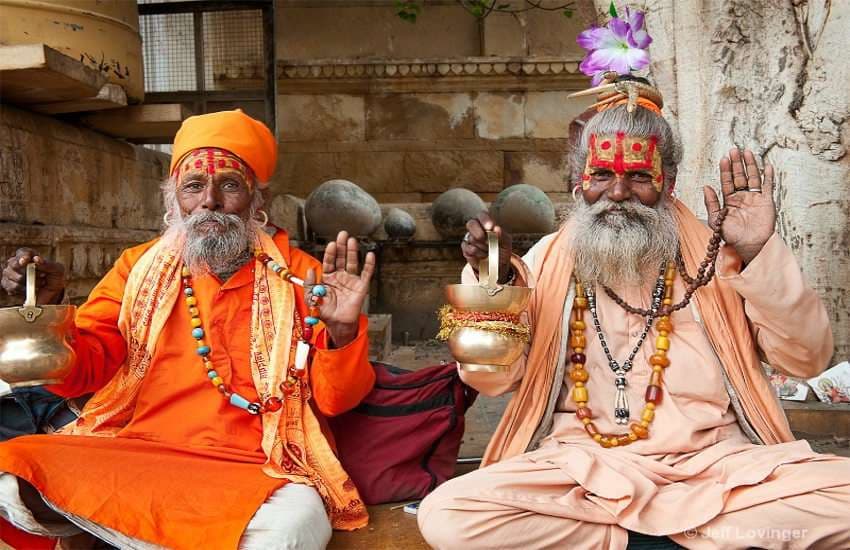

{"left": 571, "top": 186, "right": 580, "bottom": 201}
{"left": 163, "top": 212, "right": 173, "bottom": 226}
{"left": 256, "top": 210, "right": 269, "bottom": 228}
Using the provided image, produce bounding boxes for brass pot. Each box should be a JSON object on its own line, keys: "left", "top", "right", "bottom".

{"left": 444, "top": 231, "right": 532, "bottom": 372}
{"left": 447, "top": 327, "right": 527, "bottom": 372}
{"left": 0, "top": 264, "right": 76, "bottom": 387}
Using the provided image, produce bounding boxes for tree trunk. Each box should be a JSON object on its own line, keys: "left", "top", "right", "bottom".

{"left": 592, "top": 0, "right": 849, "bottom": 361}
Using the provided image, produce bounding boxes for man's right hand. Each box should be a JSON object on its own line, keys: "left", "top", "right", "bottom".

{"left": 1, "top": 248, "right": 67, "bottom": 305}
{"left": 462, "top": 212, "right": 514, "bottom": 284}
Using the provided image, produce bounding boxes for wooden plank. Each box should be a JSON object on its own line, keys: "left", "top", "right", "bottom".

{"left": 784, "top": 401, "right": 850, "bottom": 438}
{"left": 0, "top": 44, "right": 106, "bottom": 105}
{"left": 30, "top": 83, "right": 128, "bottom": 115}
{"left": 328, "top": 504, "right": 428, "bottom": 550}
{"left": 79, "top": 104, "right": 193, "bottom": 142}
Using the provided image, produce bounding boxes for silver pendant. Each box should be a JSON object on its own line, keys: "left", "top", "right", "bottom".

{"left": 614, "top": 373, "right": 629, "bottom": 425}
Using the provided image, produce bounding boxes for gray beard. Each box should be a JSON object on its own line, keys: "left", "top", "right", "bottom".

{"left": 161, "top": 211, "right": 256, "bottom": 279}
{"left": 569, "top": 196, "right": 679, "bottom": 288}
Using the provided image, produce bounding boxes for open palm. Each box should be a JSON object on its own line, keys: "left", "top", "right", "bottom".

{"left": 304, "top": 231, "right": 375, "bottom": 346}
{"left": 703, "top": 148, "right": 777, "bottom": 264}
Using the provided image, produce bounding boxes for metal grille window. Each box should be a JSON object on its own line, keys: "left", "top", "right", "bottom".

{"left": 140, "top": 12, "right": 196, "bottom": 92}
{"left": 137, "top": 0, "right": 275, "bottom": 136}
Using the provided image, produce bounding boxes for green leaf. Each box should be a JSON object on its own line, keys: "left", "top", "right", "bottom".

{"left": 563, "top": 8, "right": 574, "bottom": 17}
{"left": 608, "top": 1, "right": 618, "bottom": 18}
{"left": 394, "top": 0, "right": 421, "bottom": 22}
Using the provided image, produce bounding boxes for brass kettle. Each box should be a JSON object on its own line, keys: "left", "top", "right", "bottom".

{"left": 0, "top": 263, "right": 76, "bottom": 387}
{"left": 444, "top": 231, "right": 532, "bottom": 372}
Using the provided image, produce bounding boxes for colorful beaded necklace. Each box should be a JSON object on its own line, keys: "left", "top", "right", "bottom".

{"left": 569, "top": 262, "right": 676, "bottom": 447}
{"left": 180, "top": 250, "right": 327, "bottom": 415}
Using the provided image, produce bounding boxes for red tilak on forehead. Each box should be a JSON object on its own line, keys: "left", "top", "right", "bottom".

{"left": 582, "top": 132, "right": 666, "bottom": 193}
{"left": 176, "top": 147, "right": 251, "bottom": 186}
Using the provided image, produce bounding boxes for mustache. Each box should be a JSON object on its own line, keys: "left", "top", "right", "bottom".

{"left": 586, "top": 197, "right": 660, "bottom": 224}
{"left": 184, "top": 211, "right": 245, "bottom": 232}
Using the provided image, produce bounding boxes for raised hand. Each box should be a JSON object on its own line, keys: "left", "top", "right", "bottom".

{"left": 304, "top": 231, "right": 375, "bottom": 348}
{"left": 462, "top": 212, "right": 514, "bottom": 284}
{"left": 1, "top": 248, "right": 67, "bottom": 305}
{"left": 703, "top": 148, "right": 777, "bottom": 265}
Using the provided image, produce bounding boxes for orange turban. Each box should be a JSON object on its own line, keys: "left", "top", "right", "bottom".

{"left": 170, "top": 110, "right": 277, "bottom": 187}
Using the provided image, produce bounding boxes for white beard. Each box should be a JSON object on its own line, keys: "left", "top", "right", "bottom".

{"left": 161, "top": 211, "right": 256, "bottom": 277}
{"left": 569, "top": 196, "right": 679, "bottom": 288}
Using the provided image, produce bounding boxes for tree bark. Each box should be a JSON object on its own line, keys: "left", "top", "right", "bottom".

{"left": 592, "top": 0, "right": 849, "bottom": 361}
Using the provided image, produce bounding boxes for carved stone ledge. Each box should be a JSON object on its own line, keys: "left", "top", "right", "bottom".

{"left": 0, "top": 223, "right": 157, "bottom": 306}
{"left": 277, "top": 57, "right": 588, "bottom": 93}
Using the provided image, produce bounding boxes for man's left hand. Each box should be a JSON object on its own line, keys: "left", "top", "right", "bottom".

{"left": 703, "top": 148, "right": 777, "bottom": 265}
{"left": 304, "top": 231, "right": 376, "bottom": 348}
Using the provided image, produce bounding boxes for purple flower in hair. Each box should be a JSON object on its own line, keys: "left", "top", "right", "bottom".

{"left": 577, "top": 4, "right": 652, "bottom": 85}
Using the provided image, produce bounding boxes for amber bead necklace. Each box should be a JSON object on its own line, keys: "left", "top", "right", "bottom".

{"left": 569, "top": 263, "right": 676, "bottom": 448}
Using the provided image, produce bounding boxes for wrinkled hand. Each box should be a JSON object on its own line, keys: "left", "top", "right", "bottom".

{"left": 462, "top": 212, "right": 514, "bottom": 284}
{"left": 703, "top": 148, "right": 777, "bottom": 265}
{"left": 304, "top": 231, "right": 375, "bottom": 348}
{"left": 1, "top": 248, "right": 66, "bottom": 305}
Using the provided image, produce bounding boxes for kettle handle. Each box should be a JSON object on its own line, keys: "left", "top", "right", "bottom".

{"left": 478, "top": 231, "right": 502, "bottom": 296}
{"left": 24, "top": 263, "right": 37, "bottom": 308}
{"left": 16, "top": 263, "right": 43, "bottom": 323}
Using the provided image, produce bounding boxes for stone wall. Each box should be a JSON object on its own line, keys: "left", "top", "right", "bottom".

{"left": 0, "top": 105, "right": 165, "bottom": 306}
{"left": 273, "top": 0, "right": 596, "bottom": 203}
{"left": 272, "top": 0, "right": 596, "bottom": 340}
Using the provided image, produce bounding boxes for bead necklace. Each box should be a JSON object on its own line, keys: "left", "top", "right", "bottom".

{"left": 603, "top": 207, "right": 728, "bottom": 318}
{"left": 180, "top": 251, "right": 327, "bottom": 415}
{"left": 569, "top": 262, "right": 676, "bottom": 448}
{"left": 584, "top": 267, "right": 665, "bottom": 425}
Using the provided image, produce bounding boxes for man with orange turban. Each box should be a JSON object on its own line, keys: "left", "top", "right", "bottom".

{"left": 0, "top": 110, "right": 374, "bottom": 549}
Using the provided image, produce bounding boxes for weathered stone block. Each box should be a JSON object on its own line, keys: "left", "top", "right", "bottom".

{"left": 482, "top": 12, "right": 527, "bottom": 57}
{"left": 366, "top": 93, "right": 474, "bottom": 140}
{"left": 276, "top": 5, "right": 479, "bottom": 60}
{"left": 404, "top": 150, "right": 503, "bottom": 193}
{"left": 525, "top": 92, "right": 595, "bottom": 139}
{"left": 368, "top": 313, "right": 392, "bottom": 361}
{"left": 504, "top": 151, "right": 570, "bottom": 193}
{"left": 524, "top": 5, "right": 595, "bottom": 57}
{"left": 334, "top": 151, "right": 408, "bottom": 195}
{"left": 277, "top": 94, "right": 365, "bottom": 142}
{"left": 474, "top": 92, "right": 525, "bottom": 140}
{"left": 277, "top": 152, "right": 338, "bottom": 197}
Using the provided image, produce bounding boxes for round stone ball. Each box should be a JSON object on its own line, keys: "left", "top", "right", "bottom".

{"left": 384, "top": 207, "right": 417, "bottom": 239}
{"left": 305, "top": 179, "right": 382, "bottom": 238}
{"left": 489, "top": 184, "right": 555, "bottom": 234}
{"left": 431, "top": 188, "right": 486, "bottom": 239}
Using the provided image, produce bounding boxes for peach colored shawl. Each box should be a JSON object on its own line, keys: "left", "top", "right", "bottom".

{"left": 483, "top": 200, "right": 794, "bottom": 466}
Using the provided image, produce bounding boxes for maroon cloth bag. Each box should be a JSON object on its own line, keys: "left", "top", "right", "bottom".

{"left": 328, "top": 362, "right": 477, "bottom": 505}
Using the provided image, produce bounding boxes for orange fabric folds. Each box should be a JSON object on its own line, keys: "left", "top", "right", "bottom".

{"left": 0, "top": 229, "right": 372, "bottom": 548}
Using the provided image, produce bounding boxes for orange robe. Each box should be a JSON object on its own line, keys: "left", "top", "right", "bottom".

{"left": 0, "top": 229, "right": 375, "bottom": 549}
